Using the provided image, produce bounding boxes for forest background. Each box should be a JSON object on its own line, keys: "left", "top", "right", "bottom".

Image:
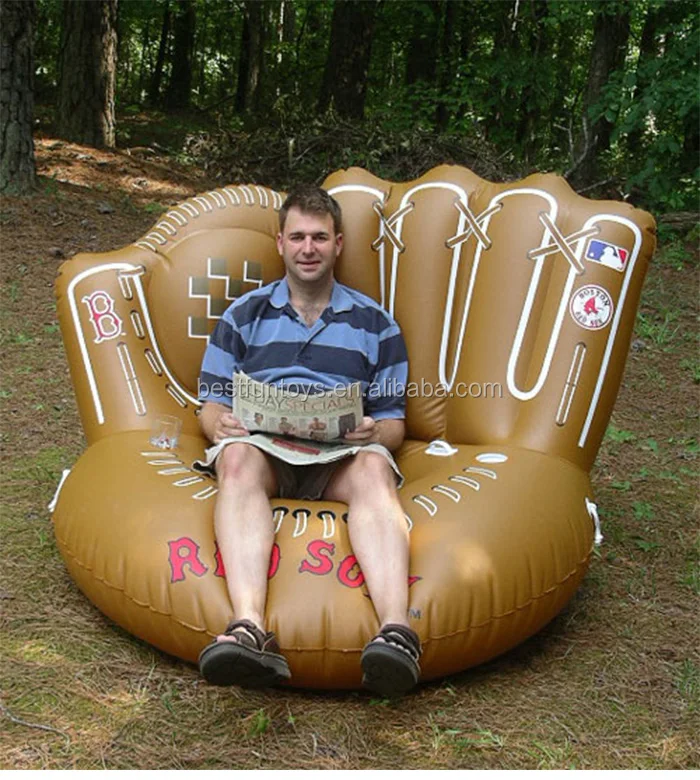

{"left": 2, "top": 0, "right": 698, "bottom": 212}
{"left": 1, "top": 0, "right": 698, "bottom": 771}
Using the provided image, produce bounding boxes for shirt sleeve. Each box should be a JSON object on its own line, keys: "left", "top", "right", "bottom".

{"left": 198, "top": 310, "right": 245, "bottom": 406}
{"left": 365, "top": 318, "right": 408, "bottom": 420}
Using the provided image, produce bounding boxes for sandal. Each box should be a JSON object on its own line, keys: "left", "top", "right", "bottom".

{"left": 360, "top": 623, "right": 422, "bottom": 697}
{"left": 198, "top": 619, "right": 291, "bottom": 688}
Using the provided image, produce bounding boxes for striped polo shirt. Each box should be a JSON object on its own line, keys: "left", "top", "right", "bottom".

{"left": 198, "top": 278, "right": 408, "bottom": 420}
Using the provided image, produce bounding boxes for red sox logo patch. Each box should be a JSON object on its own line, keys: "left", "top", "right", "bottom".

{"left": 82, "top": 290, "right": 123, "bottom": 343}
{"left": 570, "top": 285, "right": 614, "bottom": 331}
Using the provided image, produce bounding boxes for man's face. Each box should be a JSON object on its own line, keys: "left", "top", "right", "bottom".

{"left": 276, "top": 207, "right": 343, "bottom": 288}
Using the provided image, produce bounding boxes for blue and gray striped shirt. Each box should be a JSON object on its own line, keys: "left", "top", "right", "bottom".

{"left": 198, "top": 278, "right": 408, "bottom": 420}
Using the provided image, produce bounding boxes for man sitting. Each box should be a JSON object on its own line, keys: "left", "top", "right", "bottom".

{"left": 196, "top": 185, "right": 421, "bottom": 696}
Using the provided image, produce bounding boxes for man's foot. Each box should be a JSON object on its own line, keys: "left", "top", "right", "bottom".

{"left": 360, "top": 623, "right": 421, "bottom": 697}
{"left": 198, "top": 619, "right": 291, "bottom": 688}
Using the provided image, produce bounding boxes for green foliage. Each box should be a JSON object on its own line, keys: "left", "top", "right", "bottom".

{"left": 247, "top": 709, "right": 271, "bottom": 737}
{"left": 680, "top": 533, "right": 700, "bottom": 595}
{"left": 679, "top": 358, "right": 700, "bottom": 384}
{"left": 34, "top": 0, "right": 698, "bottom": 214}
{"left": 34, "top": 0, "right": 62, "bottom": 101}
{"left": 635, "top": 311, "right": 680, "bottom": 349}
{"left": 605, "top": 425, "right": 636, "bottom": 444}
{"left": 595, "top": 2, "right": 699, "bottom": 211}
{"left": 655, "top": 230, "right": 694, "bottom": 270}
{"left": 674, "top": 659, "right": 700, "bottom": 711}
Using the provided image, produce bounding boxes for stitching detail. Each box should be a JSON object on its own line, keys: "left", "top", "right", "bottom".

{"left": 155, "top": 220, "right": 177, "bottom": 236}
{"left": 239, "top": 185, "right": 255, "bottom": 205}
{"left": 145, "top": 231, "right": 167, "bottom": 246}
{"left": 135, "top": 186, "right": 283, "bottom": 251}
{"left": 223, "top": 187, "right": 241, "bottom": 205}
{"left": 193, "top": 195, "right": 213, "bottom": 212}
{"left": 210, "top": 191, "right": 226, "bottom": 208}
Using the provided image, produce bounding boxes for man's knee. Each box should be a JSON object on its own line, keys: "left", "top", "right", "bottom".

{"left": 216, "top": 442, "right": 273, "bottom": 489}
{"left": 344, "top": 451, "right": 397, "bottom": 496}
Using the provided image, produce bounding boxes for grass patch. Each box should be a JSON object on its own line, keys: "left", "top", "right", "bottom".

{"left": 605, "top": 424, "right": 636, "bottom": 444}
{"left": 674, "top": 660, "right": 700, "bottom": 712}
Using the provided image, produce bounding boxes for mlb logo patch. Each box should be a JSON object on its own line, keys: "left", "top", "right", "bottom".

{"left": 586, "top": 239, "right": 629, "bottom": 272}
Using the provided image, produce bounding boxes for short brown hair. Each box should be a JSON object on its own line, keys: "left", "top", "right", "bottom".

{"left": 279, "top": 185, "right": 342, "bottom": 235}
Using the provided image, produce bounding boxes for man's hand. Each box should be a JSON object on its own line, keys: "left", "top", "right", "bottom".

{"left": 200, "top": 402, "right": 249, "bottom": 444}
{"left": 343, "top": 415, "right": 377, "bottom": 443}
{"left": 213, "top": 412, "right": 249, "bottom": 443}
{"left": 343, "top": 416, "right": 405, "bottom": 451}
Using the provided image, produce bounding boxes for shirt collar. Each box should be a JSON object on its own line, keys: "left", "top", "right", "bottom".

{"left": 269, "top": 278, "right": 291, "bottom": 308}
{"left": 270, "top": 277, "right": 354, "bottom": 313}
{"left": 328, "top": 281, "right": 354, "bottom": 313}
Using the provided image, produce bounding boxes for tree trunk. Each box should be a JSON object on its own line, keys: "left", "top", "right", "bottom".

{"left": 318, "top": 0, "right": 380, "bottom": 119}
{"left": 282, "top": 0, "right": 295, "bottom": 46}
{"left": 234, "top": 6, "right": 250, "bottom": 113}
{"left": 405, "top": 1, "right": 439, "bottom": 87}
{"left": 0, "top": 0, "right": 36, "bottom": 194}
{"left": 57, "top": 0, "right": 118, "bottom": 148}
{"left": 197, "top": 1, "right": 209, "bottom": 103}
{"left": 573, "top": 3, "right": 631, "bottom": 186}
{"left": 276, "top": 0, "right": 296, "bottom": 97}
{"left": 484, "top": 6, "right": 517, "bottom": 141}
{"left": 164, "top": 0, "right": 196, "bottom": 110}
{"left": 137, "top": 15, "right": 152, "bottom": 104}
{"left": 435, "top": 0, "right": 458, "bottom": 131}
{"left": 250, "top": 1, "right": 269, "bottom": 113}
{"left": 515, "top": 0, "right": 551, "bottom": 158}
{"left": 149, "top": 0, "right": 170, "bottom": 106}
{"left": 214, "top": 14, "right": 228, "bottom": 102}
{"left": 235, "top": 0, "right": 265, "bottom": 114}
{"left": 626, "top": 3, "right": 661, "bottom": 155}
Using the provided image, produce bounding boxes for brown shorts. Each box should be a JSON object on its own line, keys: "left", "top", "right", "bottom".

{"left": 195, "top": 440, "right": 403, "bottom": 501}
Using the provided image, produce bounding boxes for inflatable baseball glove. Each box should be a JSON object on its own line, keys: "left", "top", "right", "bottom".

{"left": 53, "top": 165, "right": 655, "bottom": 689}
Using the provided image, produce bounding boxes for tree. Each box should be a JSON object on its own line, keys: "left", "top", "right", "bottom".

{"left": 57, "top": 0, "right": 118, "bottom": 148}
{"left": 0, "top": 0, "right": 37, "bottom": 194}
{"left": 434, "top": 0, "right": 458, "bottom": 131}
{"left": 164, "top": 0, "right": 196, "bottom": 110}
{"left": 273, "top": 0, "right": 296, "bottom": 100}
{"left": 573, "top": 1, "right": 631, "bottom": 186}
{"left": 405, "top": 1, "right": 439, "bottom": 88}
{"left": 318, "top": 0, "right": 380, "bottom": 119}
{"left": 235, "top": 0, "right": 266, "bottom": 114}
{"left": 514, "top": 0, "right": 553, "bottom": 159}
{"left": 149, "top": 0, "right": 171, "bottom": 105}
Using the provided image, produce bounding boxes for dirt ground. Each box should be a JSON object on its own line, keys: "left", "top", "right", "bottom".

{"left": 0, "top": 138, "right": 698, "bottom": 769}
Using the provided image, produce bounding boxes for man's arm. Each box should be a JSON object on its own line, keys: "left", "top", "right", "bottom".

{"left": 360, "top": 310, "right": 408, "bottom": 451}
{"left": 199, "top": 401, "right": 249, "bottom": 444}
{"left": 373, "top": 418, "right": 405, "bottom": 451}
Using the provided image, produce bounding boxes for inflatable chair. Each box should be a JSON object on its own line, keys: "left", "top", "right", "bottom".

{"left": 52, "top": 166, "right": 655, "bottom": 689}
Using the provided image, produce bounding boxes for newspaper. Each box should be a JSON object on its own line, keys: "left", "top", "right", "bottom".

{"left": 226, "top": 432, "right": 369, "bottom": 467}
{"left": 233, "top": 372, "right": 363, "bottom": 443}
{"left": 193, "top": 373, "right": 404, "bottom": 475}
{"left": 193, "top": 431, "right": 402, "bottom": 476}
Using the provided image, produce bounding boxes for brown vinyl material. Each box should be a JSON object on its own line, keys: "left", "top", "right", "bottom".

{"left": 53, "top": 167, "right": 655, "bottom": 688}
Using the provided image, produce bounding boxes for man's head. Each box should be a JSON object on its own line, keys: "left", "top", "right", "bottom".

{"left": 277, "top": 185, "right": 344, "bottom": 290}
{"left": 279, "top": 185, "right": 342, "bottom": 236}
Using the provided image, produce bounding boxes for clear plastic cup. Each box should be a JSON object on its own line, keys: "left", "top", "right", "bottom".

{"left": 149, "top": 414, "right": 182, "bottom": 450}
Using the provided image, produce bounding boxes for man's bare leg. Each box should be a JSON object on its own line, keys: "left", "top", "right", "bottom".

{"left": 323, "top": 451, "right": 410, "bottom": 630}
{"left": 323, "top": 450, "right": 419, "bottom": 694}
{"left": 214, "top": 442, "right": 278, "bottom": 638}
